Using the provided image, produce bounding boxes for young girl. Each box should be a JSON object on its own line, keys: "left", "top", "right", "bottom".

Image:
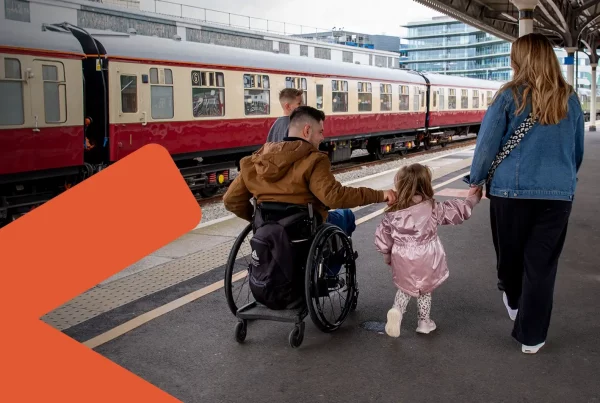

{"left": 374, "top": 163, "right": 482, "bottom": 337}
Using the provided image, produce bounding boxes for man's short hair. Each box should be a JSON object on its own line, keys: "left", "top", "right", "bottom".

{"left": 289, "top": 106, "right": 326, "bottom": 127}
{"left": 279, "top": 88, "right": 304, "bottom": 103}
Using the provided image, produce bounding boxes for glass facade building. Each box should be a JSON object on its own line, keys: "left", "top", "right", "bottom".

{"left": 403, "top": 16, "right": 512, "bottom": 81}
{"left": 403, "top": 15, "right": 599, "bottom": 91}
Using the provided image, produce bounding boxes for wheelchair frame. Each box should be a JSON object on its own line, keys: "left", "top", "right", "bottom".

{"left": 224, "top": 199, "right": 359, "bottom": 348}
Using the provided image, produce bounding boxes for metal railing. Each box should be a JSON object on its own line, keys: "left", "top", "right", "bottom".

{"left": 91, "top": 0, "right": 332, "bottom": 37}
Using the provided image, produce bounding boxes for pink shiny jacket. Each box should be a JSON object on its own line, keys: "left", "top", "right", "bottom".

{"left": 374, "top": 195, "right": 479, "bottom": 297}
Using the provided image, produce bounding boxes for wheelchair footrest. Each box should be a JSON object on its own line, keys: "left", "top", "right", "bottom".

{"left": 237, "top": 301, "right": 308, "bottom": 324}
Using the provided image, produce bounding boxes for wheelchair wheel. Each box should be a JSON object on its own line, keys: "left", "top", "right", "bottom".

{"left": 224, "top": 223, "right": 255, "bottom": 316}
{"left": 288, "top": 322, "right": 305, "bottom": 348}
{"left": 305, "top": 224, "right": 357, "bottom": 333}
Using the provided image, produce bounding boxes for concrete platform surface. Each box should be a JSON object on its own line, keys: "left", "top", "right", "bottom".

{"left": 59, "top": 132, "right": 600, "bottom": 402}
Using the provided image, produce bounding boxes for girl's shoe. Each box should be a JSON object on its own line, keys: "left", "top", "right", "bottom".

{"left": 503, "top": 292, "right": 518, "bottom": 321}
{"left": 416, "top": 319, "right": 437, "bottom": 334}
{"left": 385, "top": 308, "right": 402, "bottom": 338}
{"left": 522, "top": 342, "right": 545, "bottom": 354}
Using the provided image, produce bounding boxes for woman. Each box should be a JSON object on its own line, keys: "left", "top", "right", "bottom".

{"left": 468, "top": 33, "right": 585, "bottom": 354}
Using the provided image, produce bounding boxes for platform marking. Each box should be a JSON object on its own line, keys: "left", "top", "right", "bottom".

{"left": 84, "top": 270, "right": 247, "bottom": 349}
{"left": 82, "top": 171, "right": 470, "bottom": 349}
{"left": 192, "top": 144, "right": 476, "bottom": 230}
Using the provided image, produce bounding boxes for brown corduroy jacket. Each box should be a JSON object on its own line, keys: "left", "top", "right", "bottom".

{"left": 223, "top": 137, "right": 385, "bottom": 222}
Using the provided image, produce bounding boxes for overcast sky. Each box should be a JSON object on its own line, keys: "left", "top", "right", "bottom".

{"left": 143, "top": 0, "right": 441, "bottom": 37}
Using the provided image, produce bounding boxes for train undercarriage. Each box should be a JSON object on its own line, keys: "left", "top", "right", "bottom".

{"left": 0, "top": 124, "right": 477, "bottom": 229}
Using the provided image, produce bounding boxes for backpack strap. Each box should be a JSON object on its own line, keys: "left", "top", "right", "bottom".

{"left": 486, "top": 112, "right": 536, "bottom": 183}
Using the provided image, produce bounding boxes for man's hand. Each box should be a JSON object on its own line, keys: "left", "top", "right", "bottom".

{"left": 468, "top": 185, "right": 483, "bottom": 201}
{"left": 383, "top": 189, "right": 397, "bottom": 206}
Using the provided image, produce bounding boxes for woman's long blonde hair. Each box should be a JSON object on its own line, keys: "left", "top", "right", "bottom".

{"left": 493, "top": 33, "right": 574, "bottom": 125}
{"left": 385, "top": 163, "right": 434, "bottom": 213}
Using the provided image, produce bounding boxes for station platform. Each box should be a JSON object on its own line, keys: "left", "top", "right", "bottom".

{"left": 43, "top": 130, "right": 600, "bottom": 402}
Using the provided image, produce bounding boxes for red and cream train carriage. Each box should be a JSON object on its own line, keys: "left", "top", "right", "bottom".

{"left": 0, "top": 20, "right": 503, "bottom": 227}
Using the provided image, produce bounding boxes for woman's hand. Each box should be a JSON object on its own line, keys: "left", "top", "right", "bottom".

{"left": 468, "top": 185, "right": 483, "bottom": 201}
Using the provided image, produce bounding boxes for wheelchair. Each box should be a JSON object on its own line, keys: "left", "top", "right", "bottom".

{"left": 224, "top": 199, "right": 359, "bottom": 348}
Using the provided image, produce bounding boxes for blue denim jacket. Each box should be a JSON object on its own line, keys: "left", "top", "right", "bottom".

{"left": 469, "top": 88, "right": 585, "bottom": 201}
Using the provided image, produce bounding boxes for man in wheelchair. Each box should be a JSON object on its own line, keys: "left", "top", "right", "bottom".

{"left": 223, "top": 106, "right": 397, "bottom": 310}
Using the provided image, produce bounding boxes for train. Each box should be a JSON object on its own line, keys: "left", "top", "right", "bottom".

{"left": 0, "top": 19, "right": 506, "bottom": 228}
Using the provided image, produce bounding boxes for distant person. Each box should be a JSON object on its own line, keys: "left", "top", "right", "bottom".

{"left": 374, "top": 163, "right": 482, "bottom": 338}
{"left": 266, "top": 88, "right": 304, "bottom": 143}
{"left": 468, "top": 33, "right": 585, "bottom": 354}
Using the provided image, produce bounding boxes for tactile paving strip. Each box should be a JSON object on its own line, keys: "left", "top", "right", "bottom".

{"left": 41, "top": 235, "right": 253, "bottom": 331}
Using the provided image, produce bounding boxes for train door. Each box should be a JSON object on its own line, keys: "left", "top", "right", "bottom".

{"left": 111, "top": 62, "right": 144, "bottom": 160}
{"left": 28, "top": 59, "right": 74, "bottom": 169}
{"left": 432, "top": 89, "right": 438, "bottom": 112}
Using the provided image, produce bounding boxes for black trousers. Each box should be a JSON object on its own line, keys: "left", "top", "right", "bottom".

{"left": 489, "top": 195, "right": 572, "bottom": 346}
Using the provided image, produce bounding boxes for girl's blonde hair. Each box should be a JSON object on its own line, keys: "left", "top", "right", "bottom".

{"left": 385, "top": 163, "right": 434, "bottom": 213}
{"left": 492, "top": 33, "right": 573, "bottom": 125}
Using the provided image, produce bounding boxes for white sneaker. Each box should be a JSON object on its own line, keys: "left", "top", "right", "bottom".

{"left": 385, "top": 308, "right": 402, "bottom": 338}
{"left": 416, "top": 319, "right": 437, "bottom": 334}
{"left": 522, "top": 342, "right": 545, "bottom": 354}
{"left": 503, "top": 293, "right": 518, "bottom": 321}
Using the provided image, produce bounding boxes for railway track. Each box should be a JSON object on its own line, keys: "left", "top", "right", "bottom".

{"left": 196, "top": 136, "right": 477, "bottom": 206}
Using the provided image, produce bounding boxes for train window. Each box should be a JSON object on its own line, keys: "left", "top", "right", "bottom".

{"left": 472, "top": 90, "right": 479, "bottom": 109}
{"left": 487, "top": 91, "right": 493, "bottom": 105}
{"left": 244, "top": 74, "right": 270, "bottom": 116}
{"left": 150, "top": 67, "right": 174, "bottom": 119}
{"left": 42, "top": 64, "right": 66, "bottom": 123}
{"left": 192, "top": 70, "right": 225, "bottom": 117}
{"left": 285, "top": 77, "right": 308, "bottom": 105}
{"left": 461, "top": 89, "right": 468, "bottom": 109}
{"left": 0, "top": 58, "right": 24, "bottom": 125}
{"left": 380, "top": 84, "right": 392, "bottom": 112}
{"left": 332, "top": 80, "right": 348, "bottom": 113}
{"left": 316, "top": 84, "right": 323, "bottom": 110}
{"left": 164, "top": 69, "right": 173, "bottom": 85}
{"left": 413, "top": 87, "right": 420, "bottom": 111}
{"left": 432, "top": 91, "right": 437, "bottom": 108}
{"left": 399, "top": 85, "right": 409, "bottom": 111}
{"left": 448, "top": 89, "right": 456, "bottom": 110}
{"left": 358, "top": 82, "right": 372, "bottom": 112}
{"left": 150, "top": 68, "right": 158, "bottom": 84}
{"left": 481, "top": 93, "right": 485, "bottom": 108}
{"left": 120, "top": 75, "right": 138, "bottom": 113}
{"left": 438, "top": 88, "right": 445, "bottom": 111}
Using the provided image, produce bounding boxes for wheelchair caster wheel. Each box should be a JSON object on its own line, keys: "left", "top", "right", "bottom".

{"left": 289, "top": 323, "right": 305, "bottom": 348}
{"left": 235, "top": 321, "right": 247, "bottom": 343}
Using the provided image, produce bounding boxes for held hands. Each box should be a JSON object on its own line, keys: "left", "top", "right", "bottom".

{"left": 468, "top": 185, "right": 483, "bottom": 202}
{"left": 383, "top": 189, "right": 398, "bottom": 206}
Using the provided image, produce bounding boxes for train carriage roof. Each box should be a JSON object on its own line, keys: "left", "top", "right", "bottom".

{"left": 87, "top": 27, "right": 504, "bottom": 90}
{"left": 1, "top": 20, "right": 504, "bottom": 90}
{"left": 0, "top": 20, "right": 85, "bottom": 55}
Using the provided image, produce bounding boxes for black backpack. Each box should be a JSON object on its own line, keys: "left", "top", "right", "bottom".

{"left": 248, "top": 205, "right": 310, "bottom": 310}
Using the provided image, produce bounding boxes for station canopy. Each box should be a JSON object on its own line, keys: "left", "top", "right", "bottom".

{"left": 412, "top": 0, "right": 600, "bottom": 56}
